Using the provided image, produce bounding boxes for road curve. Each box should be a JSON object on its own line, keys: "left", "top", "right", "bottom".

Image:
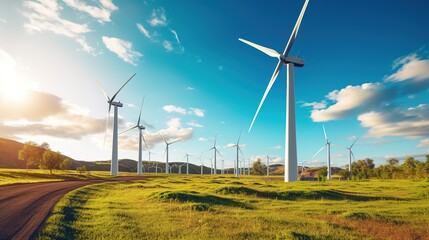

{"left": 0, "top": 176, "right": 148, "bottom": 240}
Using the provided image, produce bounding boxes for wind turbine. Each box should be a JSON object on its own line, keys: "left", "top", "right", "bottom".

{"left": 312, "top": 125, "right": 332, "bottom": 180}
{"left": 266, "top": 155, "right": 271, "bottom": 176}
{"left": 120, "top": 97, "right": 149, "bottom": 175}
{"left": 182, "top": 153, "right": 192, "bottom": 175}
{"left": 345, "top": 137, "right": 359, "bottom": 172}
{"left": 97, "top": 73, "right": 136, "bottom": 176}
{"left": 209, "top": 136, "right": 222, "bottom": 175}
{"left": 239, "top": 0, "right": 309, "bottom": 182}
{"left": 162, "top": 137, "right": 181, "bottom": 174}
{"left": 229, "top": 132, "right": 243, "bottom": 178}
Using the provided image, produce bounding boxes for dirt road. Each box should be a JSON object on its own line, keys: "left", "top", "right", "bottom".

{"left": 0, "top": 176, "right": 148, "bottom": 240}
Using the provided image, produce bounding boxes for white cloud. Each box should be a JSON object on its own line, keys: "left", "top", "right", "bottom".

{"left": 186, "top": 120, "right": 203, "bottom": 128}
{"left": 163, "top": 105, "right": 205, "bottom": 117}
{"left": 385, "top": 53, "right": 429, "bottom": 82}
{"left": 102, "top": 36, "right": 142, "bottom": 65}
{"left": 198, "top": 137, "right": 208, "bottom": 142}
{"left": 148, "top": 8, "right": 167, "bottom": 26}
{"left": 136, "top": 23, "right": 151, "bottom": 39}
{"left": 119, "top": 117, "right": 193, "bottom": 151}
{"left": 22, "top": 0, "right": 93, "bottom": 53}
{"left": 190, "top": 108, "right": 205, "bottom": 117}
{"left": 0, "top": 18, "right": 6, "bottom": 23}
{"left": 300, "top": 101, "right": 326, "bottom": 109}
{"left": 417, "top": 139, "right": 429, "bottom": 148}
{"left": 163, "top": 105, "right": 186, "bottom": 115}
{"left": 271, "top": 145, "right": 282, "bottom": 149}
{"left": 63, "top": 0, "right": 118, "bottom": 23}
{"left": 162, "top": 40, "right": 173, "bottom": 52}
{"left": 186, "top": 86, "right": 194, "bottom": 91}
{"left": 0, "top": 90, "right": 104, "bottom": 140}
{"left": 170, "top": 29, "right": 180, "bottom": 44}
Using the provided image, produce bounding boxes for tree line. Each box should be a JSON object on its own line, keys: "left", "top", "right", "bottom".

{"left": 18, "top": 141, "right": 72, "bottom": 174}
{"left": 251, "top": 156, "right": 429, "bottom": 180}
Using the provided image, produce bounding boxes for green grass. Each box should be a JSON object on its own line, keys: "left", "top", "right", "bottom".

{"left": 38, "top": 175, "right": 429, "bottom": 240}
{"left": 0, "top": 168, "right": 130, "bottom": 185}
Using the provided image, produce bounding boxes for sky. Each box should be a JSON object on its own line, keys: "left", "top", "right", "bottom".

{"left": 0, "top": 0, "right": 429, "bottom": 169}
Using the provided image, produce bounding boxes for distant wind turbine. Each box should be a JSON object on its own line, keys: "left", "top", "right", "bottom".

{"left": 120, "top": 97, "right": 149, "bottom": 176}
{"left": 229, "top": 132, "right": 243, "bottom": 178}
{"left": 96, "top": 73, "right": 136, "bottom": 176}
{"left": 266, "top": 155, "right": 271, "bottom": 176}
{"left": 337, "top": 137, "right": 359, "bottom": 173}
{"left": 160, "top": 134, "right": 181, "bottom": 174}
{"left": 312, "top": 125, "right": 332, "bottom": 180}
{"left": 209, "top": 136, "right": 222, "bottom": 175}
{"left": 239, "top": 0, "right": 310, "bottom": 182}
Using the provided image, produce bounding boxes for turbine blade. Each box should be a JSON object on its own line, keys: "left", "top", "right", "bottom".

{"left": 137, "top": 96, "right": 145, "bottom": 126}
{"left": 350, "top": 136, "right": 359, "bottom": 149}
{"left": 322, "top": 125, "right": 328, "bottom": 142}
{"left": 142, "top": 133, "right": 149, "bottom": 151}
{"left": 169, "top": 139, "right": 181, "bottom": 145}
{"left": 248, "top": 59, "right": 283, "bottom": 132}
{"left": 95, "top": 79, "right": 110, "bottom": 101}
{"left": 111, "top": 73, "right": 136, "bottom": 102}
{"left": 238, "top": 38, "right": 280, "bottom": 58}
{"left": 103, "top": 108, "right": 110, "bottom": 147}
{"left": 214, "top": 135, "right": 217, "bottom": 147}
{"left": 216, "top": 148, "right": 223, "bottom": 157}
{"left": 351, "top": 151, "right": 356, "bottom": 161}
{"left": 237, "top": 130, "right": 242, "bottom": 145}
{"left": 282, "top": 0, "right": 310, "bottom": 56}
{"left": 312, "top": 144, "right": 326, "bottom": 159}
{"left": 119, "top": 125, "right": 137, "bottom": 135}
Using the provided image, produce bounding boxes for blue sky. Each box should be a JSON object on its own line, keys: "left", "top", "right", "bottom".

{"left": 0, "top": 0, "right": 428, "bottom": 169}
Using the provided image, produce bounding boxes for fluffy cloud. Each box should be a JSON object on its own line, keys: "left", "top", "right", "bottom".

{"left": 119, "top": 117, "right": 193, "bottom": 151}
{"left": 271, "top": 145, "right": 282, "bottom": 149}
{"left": 417, "top": 139, "right": 429, "bottom": 148}
{"left": 300, "top": 101, "right": 326, "bottom": 109}
{"left": 162, "top": 105, "right": 205, "bottom": 117}
{"left": 0, "top": 90, "right": 105, "bottom": 139}
{"left": 22, "top": 0, "right": 93, "bottom": 53}
{"left": 102, "top": 36, "right": 142, "bottom": 65}
{"left": 305, "top": 49, "right": 429, "bottom": 145}
{"left": 63, "top": 0, "right": 118, "bottom": 23}
{"left": 162, "top": 40, "right": 173, "bottom": 52}
{"left": 198, "top": 137, "right": 208, "bottom": 142}
{"left": 163, "top": 105, "right": 186, "bottom": 115}
{"left": 186, "top": 120, "right": 203, "bottom": 128}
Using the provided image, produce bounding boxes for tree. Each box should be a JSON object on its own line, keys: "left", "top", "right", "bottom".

{"left": 40, "top": 151, "right": 63, "bottom": 174}
{"left": 402, "top": 157, "right": 417, "bottom": 179}
{"left": 18, "top": 141, "right": 50, "bottom": 170}
{"left": 317, "top": 167, "right": 327, "bottom": 181}
{"left": 60, "top": 158, "right": 72, "bottom": 172}
{"left": 251, "top": 158, "right": 266, "bottom": 175}
{"left": 387, "top": 158, "right": 399, "bottom": 167}
{"left": 76, "top": 166, "right": 87, "bottom": 174}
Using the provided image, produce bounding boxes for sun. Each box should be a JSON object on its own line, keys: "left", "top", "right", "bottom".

{"left": 0, "top": 76, "right": 28, "bottom": 103}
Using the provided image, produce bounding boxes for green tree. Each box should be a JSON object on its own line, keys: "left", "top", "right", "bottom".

{"left": 60, "top": 158, "right": 72, "bottom": 172}
{"left": 18, "top": 141, "right": 50, "bottom": 170}
{"left": 402, "top": 157, "right": 417, "bottom": 179}
{"left": 387, "top": 158, "right": 399, "bottom": 167}
{"left": 317, "top": 167, "right": 327, "bottom": 181}
{"left": 251, "top": 158, "right": 266, "bottom": 175}
{"left": 76, "top": 166, "right": 87, "bottom": 174}
{"left": 40, "top": 151, "right": 63, "bottom": 174}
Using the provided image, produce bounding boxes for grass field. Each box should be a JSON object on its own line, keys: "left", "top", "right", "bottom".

{"left": 36, "top": 174, "right": 429, "bottom": 240}
{"left": 0, "top": 169, "right": 129, "bottom": 186}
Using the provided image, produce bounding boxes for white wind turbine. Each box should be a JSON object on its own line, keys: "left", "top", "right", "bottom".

{"left": 312, "top": 125, "right": 332, "bottom": 180}
{"left": 266, "top": 155, "right": 271, "bottom": 176}
{"left": 239, "top": 0, "right": 310, "bottom": 182}
{"left": 120, "top": 97, "right": 149, "bottom": 175}
{"left": 345, "top": 137, "right": 359, "bottom": 173}
{"left": 182, "top": 153, "right": 192, "bottom": 175}
{"left": 209, "top": 136, "right": 222, "bottom": 175}
{"left": 229, "top": 132, "right": 243, "bottom": 178}
{"left": 162, "top": 136, "right": 181, "bottom": 174}
{"left": 97, "top": 73, "right": 136, "bottom": 176}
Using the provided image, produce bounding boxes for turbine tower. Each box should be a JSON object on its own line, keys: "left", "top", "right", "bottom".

{"left": 163, "top": 137, "right": 181, "bottom": 174}
{"left": 312, "top": 125, "right": 332, "bottom": 180}
{"left": 97, "top": 73, "right": 136, "bottom": 176}
{"left": 120, "top": 97, "right": 149, "bottom": 175}
{"left": 347, "top": 137, "right": 359, "bottom": 172}
{"left": 209, "top": 136, "right": 222, "bottom": 175}
{"left": 266, "top": 155, "right": 271, "bottom": 176}
{"left": 239, "top": 0, "right": 310, "bottom": 182}
{"left": 229, "top": 132, "right": 243, "bottom": 178}
{"left": 183, "top": 153, "right": 192, "bottom": 175}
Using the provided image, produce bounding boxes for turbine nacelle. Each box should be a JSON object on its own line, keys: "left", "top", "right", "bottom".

{"left": 280, "top": 55, "right": 305, "bottom": 67}
{"left": 109, "top": 101, "right": 123, "bottom": 108}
